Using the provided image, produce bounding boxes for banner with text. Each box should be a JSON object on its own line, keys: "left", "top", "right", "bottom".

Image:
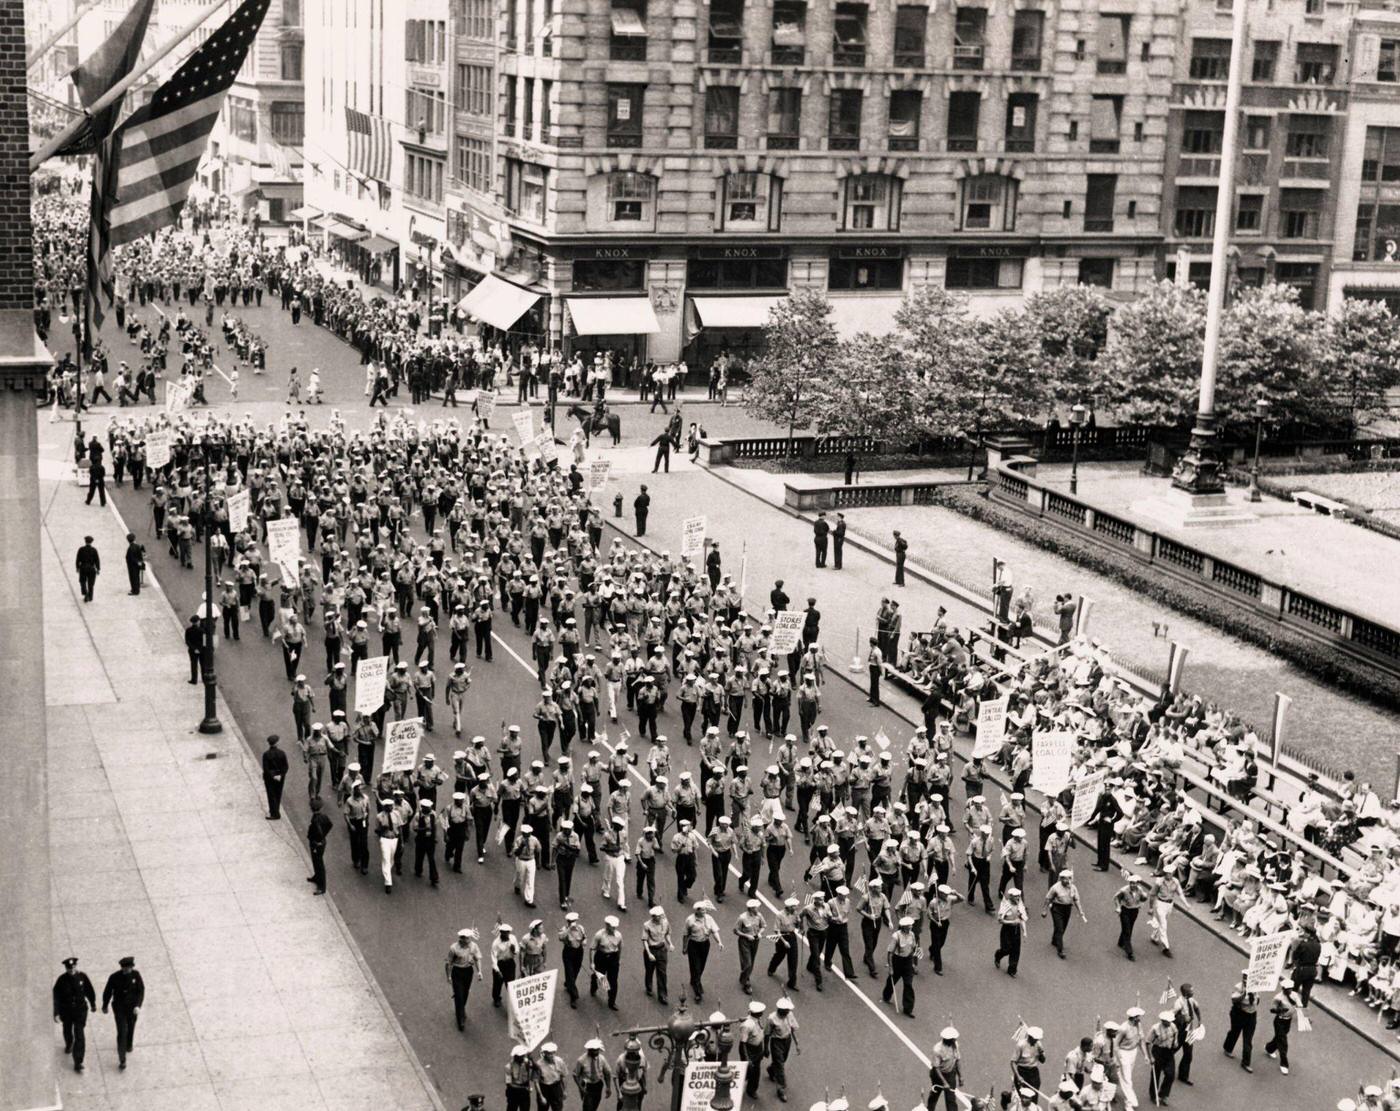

{"left": 476, "top": 390, "right": 497, "bottom": 421}
{"left": 381, "top": 717, "right": 423, "bottom": 774}
{"left": 680, "top": 516, "right": 707, "bottom": 560}
{"left": 165, "top": 379, "right": 192, "bottom": 414}
{"left": 265, "top": 517, "right": 301, "bottom": 583}
{"left": 1070, "top": 769, "right": 1107, "bottom": 830}
{"left": 680, "top": 1061, "right": 748, "bottom": 1111}
{"left": 506, "top": 969, "right": 558, "bottom": 1051}
{"left": 145, "top": 430, "right": 171, "bottom": 470}
{"left": 227, "top": 489, "right": 251, "bottom": 534}
{"left": 971, "top": 696, "right": 1010, "bottom": 759}
{"left": 1029, "top": 729, "right": 1075, "bottom": 795}
{"left": 355, "top": 655, "right": 389, "bottom": 714}
{"left": 588, "top": 459, "right": 611, "bottom": 493}
{"left": 769, "top": 611, "right": 805, "bottom": 656}
{"left": 533, "top": 430, "right": 559, "bottom": 466}
{"left": 1246, "top": 931, "right": 1294, "bottom": 994}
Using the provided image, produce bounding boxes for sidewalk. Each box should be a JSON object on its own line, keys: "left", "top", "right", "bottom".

{"left": 38, "top": 422, "right": 442, "bottom": 1111}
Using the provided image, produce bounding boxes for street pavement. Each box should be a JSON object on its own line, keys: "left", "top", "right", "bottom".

{"left": 79, "top": 297, "right": 1396, "bottom": 1109}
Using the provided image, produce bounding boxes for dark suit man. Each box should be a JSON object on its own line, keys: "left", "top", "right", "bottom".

{"left": 893, "top": 530, "right": 908, "bottom": 585}
{"left": 263, "top": 734, "right": 289, "bottom": 819}
{"left": 76, "top": 536, "right": 101, "bottom": 602}
{"left": 184, "top": 614, "right": 203, "bottom": 683}
{"left": 770, "top": 581, "right": 790, "bottom": 612}
{"left": 832, "top": 513, "right": 847, "bottom": 569}
{"left": 650, "top": 431, "right": 672, "bottom": 473}
{"left": 101, "top": 957, "right": 145, "bottom": 1069}
{"left": 634, "top": 486, "right": 651, "bottom": 536}
{"left": 813, "top": 513, "right": 830, "bottom": 567}
{"left": 124, "top": 533, "right": 145, "bottom": 595}
{"left": 85, "top": 457, "right": 107, "bottom": 506}
{"left": 52, "top": 957, "right": 97, "bottom": 1072}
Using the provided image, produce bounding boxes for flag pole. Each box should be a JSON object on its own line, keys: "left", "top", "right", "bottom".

{"left": 25, "top": 0, "right": 106, "bottom": 71}
{"left": 29, "top": 0, "right": 227, "bottom": 171}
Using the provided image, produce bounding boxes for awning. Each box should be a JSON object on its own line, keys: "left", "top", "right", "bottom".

{"left": 610, "top": 7, "right": 647, "bottom": 34}
{"left": 567, "top": 296, "right": 661, "bottom": 336}
{"left": 309, "top": 214, "right": 334, "bottom": 228}
{"left": 324, "top": 220, "right": 367, "bottom": 241}
{"left": 359, "top": 234, "right": 398, "bottom": 255}
{"left": 691, "top": 295, "right": 786, "bottom": 330}
{"left": 457, "top": 274, "right": 542, "bottom": 331}
{"left": 826, "top": 295, "right": 904, "bottom": 340}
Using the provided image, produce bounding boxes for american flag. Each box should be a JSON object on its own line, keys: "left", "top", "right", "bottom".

{"left": 102, "top": 0, "right": 271, "bottom": 248}
{"left": 56, "top": 0, "right": 156, "bottom": 157}
{"left": 346, "top": 107, "right": 393, "bottom": 183}
{"left": 85, "top": 136, "right": 119, "bottom": 335}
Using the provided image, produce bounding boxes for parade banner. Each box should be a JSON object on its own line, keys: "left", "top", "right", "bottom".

{"left": 145, "top": 430, "right": 171, "bottom": 470}
{"left": 477, "top": 389, "right": 497, "bottom": 420}
{"left": 533, "top": 430, "right": 559, "bottom": 465}
{"left": 1029, "top": 729, "right": 1075, "bottom": 795}
{"left": 680, "top": 516, "right": 707, "bottom": 560}
{"left": 769, "top": 611, "right": 805, "bottom": 656}
{"left": 1246, "top": 931, "right": 1294, "bottom": 993}
{"left": 680, "top": 1061, "right": 748, "bottom": 1111}
{"left": 226, "top": 489, "right": 251, "bottom": 534}
{"left": 265, "top": 517, "right": 301, "bottom": 583}
{"left": 1070, "top": 769, "right": 1107, "bottom": 829}
{"left": 512, "top": 409, "right": 535, "bottom": 445}
{"left": 588, "top": 459, "right": 611, "bottom": 493}
{"left": 165, "top": 379, "right": 192, "bottom": 414}
{"left": 381, "top": 717, "right": 424, "bottom": 774}
{"left": 1166, "top": 641, "right": 1189, "bottom": 695}
{"left": 506, "top": 969, "right": 558, "bottom": 1051}
{"left": 971, "top": 696, "right": 1009, "bottom": 759}
{"left": 355, "top": 655, "right": 389, "bottom": 714}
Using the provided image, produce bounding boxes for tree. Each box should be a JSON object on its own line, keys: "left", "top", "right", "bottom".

{"left": 1096, "top": 281, "right": 1206, "bottom": 425}
{"left": 809, "top": 334, "right": 914, "bottom": 442}
{"left": 893, "top": 286, "right": 976, "bottom": 387}
{"left": 1020, "top": 285, "right": 1113, "bottom": 407}
{"left": 1322, "top": 298, "right": 1400, "bottom": 431}
{"left": 1216, "top": 283, "right": 1329, "bottom": 428}
{"left": 746, "top": 288, "right": 842, "bottom": 452}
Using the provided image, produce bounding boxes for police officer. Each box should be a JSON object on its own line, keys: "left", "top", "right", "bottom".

{"left": 52, "top": 957, "right": 96, "bottom": 1072}
{"left": 446, "top": 928, "right": 483, "bottom": 1030}
{"left": 642, "top": 905, "right": 673, "bottom": 1003}
{"left": 101, "top": 956, "right": 145, "bottom": 1070}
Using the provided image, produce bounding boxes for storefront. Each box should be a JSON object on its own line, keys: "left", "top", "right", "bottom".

{"left": 563, "top": 294, "right": 661, "bottom": 368}
{"left": 456, "top": 273, "right": 547, "bottom": 347}
{"left": 682, "top": 244, "right": 789, "bottom": 378}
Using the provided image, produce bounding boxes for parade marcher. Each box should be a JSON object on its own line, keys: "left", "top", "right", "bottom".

{"left": 573, "top": 1039, "right": 614, "bottom": 1111}
{"left": 1114, "top": 874, "right": 1149, "bottom": 961}
{"left": 682, "top": 900, "right": 723, "bottom": 1003}
{"left": 491, "top": 924, "right": 520, "bottom": 1007}
{"left": 767, "top": 896, "right": 801, "bottom": 990}
{"left": 1042, "top": 868, "right": 1088, "bottom": 958}
{"left": 1172, "top": 982, "right": 1201, "bottom": 1087}
{"left": 535, "top": 1043, "right": 568, "bottom": 1111}
{"left": 1011, "top": 1024, "right": 1046, "bottom": 1096}
{"left": 1146, "top": 1009, "right": 1180, "bottom": 1105}
{"left": 506, "top": 1045, "right": 534, "bottom": 1111}
{"left": 1222, "top": 969, "right": 1258, "bottom": 1072}
{"left": 101, "top": 956, "right": 145, "bottom": 1071}
{"left": 642, "top": 905, "right": 673, "bottom": 1003}
{"left": 446, "top": 928, "right": 483, "bottom": 1031}
{"left": 882, "top": 916, "right": 918, "bottom": 1018}
{"left": 734, "top": 898, "right": 765, "bottom": 994}
{"left": 591, "top": 915, "right": 624, "bottom": 1010}
{"left": 375, "top": 799, "right": 399, "bottom": 893}
{"left": 52, "top": 957, "right": 96, "bottom": 1073}
{"left": 1263, "top": 979, "right": 1297, "bottom": 1076}
{"left": 559, "top": 912, "right": 588, "bottom": 1007}
{"left": 764, "top": 997, "right": 800, "bottom": 1102}
{"left": 739, "top": 1001, "right": 767, "bottom": 1099}
{"left": 928, "top": 1028, "right": 961, "bottom": 1111}
{"left": 993, "top": 887, "right": 1028, "bottom": 977}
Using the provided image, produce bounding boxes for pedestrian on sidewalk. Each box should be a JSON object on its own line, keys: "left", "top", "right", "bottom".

{"left": 75, "top": 536, "right": 101, "bottom": 602}
{"left": 85, "top": 455, "right": 107, "bottom": 507}
{"left": 52, "top": 957, "right": 96, "bottom": 1073}
{"left": 100, "top": 956, "right": 144, "bottom": 1071}
{"left": 633, "top": 485, "right": 650, "bottom": 536}
{"left": 650, "top": 430, "right": 672, "bottom": 473}
{"left": 813, "top": 512, "right": 830, "bottom": 566}
{"left": 124, "top": 532, "right": 145, "bottom": 595}
{"left": 262, "top": 734, "right": 288, "bottom": 820}
{"left": 832, "top": 512, "right": 846, "bottom": 569}
{"left": 307, "top": 795, "right": 334, "bottom": 894}
{"left": 184, "top": 614, "right": 204, "bottom": 683}
{"left": 892, "top": 530, "right": 907, "bottom": 586}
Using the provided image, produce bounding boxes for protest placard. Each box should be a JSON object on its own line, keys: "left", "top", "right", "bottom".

{"left": 1246, "top": 931, "right": 1294, "bottom": 994}
{"left": 533, "top": 430, "right": 558, "bottom": 465}
{"left": 680, "top": 1062, "right": 748, "bottom": 1111}
{"left": 477, "top": 389, "right": 497, "bottom": 420}
{"left": 769, "top": 611, "right": 805, "bottom": 656}
{"left": 506, "top": 969, "right": 558, "bottom": 1051}
{"left": 355, "top": 656, "right": 389, "bottom": 715}
{"left": 265, "top": 517, "right": 301, "bottom": 583}
{"left": 226, "top": 489, "right": 251, "bottom": 534}
{"left": 381, "top": 717, "right": 424, "bottom": 774}
{"left": 145, "top": 430, "right": 171, "bottom": 470}
{"left": 512, "top": 409, "right": 535, "bottom": 445}
{"left": 680, "top": 516, "right": 707, "bottom": 560}
{"left": 971, "top": 696, "right": 1009, "bottom": 759}
{"left": 588, "top": 459, "right": 611, "bottom": 493}
{"left": 1029, "top": 729, "right": 1075, "bottom": 795}
{"left": 1070, "top": 769, "right": 1107, "bottom": 830}
{"left": 165, "top": 379, "right": 191, "bottom": 413}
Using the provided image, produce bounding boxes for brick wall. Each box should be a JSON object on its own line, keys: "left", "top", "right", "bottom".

{"left": 0, "top": 0, "right": 35, "bottom": 310}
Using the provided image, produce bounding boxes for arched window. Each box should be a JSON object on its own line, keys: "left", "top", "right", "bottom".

{"left": 841, "top": 173, "right": 902, "bottom": 231}
{"left": 718, "top": 172, "right": 782, "bottom": 231}
{"left": 959, "top": 174, "right": 1017, "bottom": 231}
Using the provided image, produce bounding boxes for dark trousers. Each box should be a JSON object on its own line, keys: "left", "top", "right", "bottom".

{"left": 861, "top": 916, "right": 883, "bottom": 973}
{"left": 712, "top": 850, "right": 731, "bottom": 898}
{"left": 644, "top": 946, "right": 669, "bottom": 1001}
{"left": 127, "top": 564, "right": 141, "bottom": 594}
{"left": 61, "top": 1013, "right": 87, "bottom": 1067}
{"left": 824, "top": 922, "right": 855, "bottom": 977}
{"left": 1178, "top": 1027, "right": 1195, "bottom": 1082}
{"left": 264, "top": 773, "right": 284, "bottom": 819}
{"left": 676, "top": 853, "right": 696, "bottom": 903}
{"left": 882, "top": 953, "right": 915, "bottom": 1015}
{"left": 414, "top": 835, "right": 440, "bottom": 884}
{"left": 833, "top": 538, "right": 844, "bottom": 569}
{"left": 594, "top": 950, "right": 620, "bottom": 1005}
{"left": 767, "top": 933, "right": 798, "bottom": 987}
{"left": 995, "top": 923, "right": 1021, "bottom": 974}
{"left": 451, "top": 966, "right": 473, "bottom": 1028}
{"left": 348, "top": 819, "right": 369, "bottom": 871}
{"left": 113, "top": 1007, "right": 138, "bottom": 1064}
{"left": 1049, "top": 903, "right": 1072, "bottom": 953}
{"left": 310, "top": 842, "right": 327, "bottom": 891}
{"left": 1223, "top": 1006, "right": 1256, "bottom": 1066}
{"left": 804, "top": 931, "right": 826, "bottom": 987}
{"left": 1118, "top": 906, "right": 1139, "bottom": 957}
{"left": 928, "top": 919, "right": 948, "bottom": 974}
{"left": 868, "top": 665, "right": 880, "bottom": 705}
{"left": 1264, "top": 1018, "right": 1290, "bottom": 1069}
{"left": 968, "top": 858, "right": 992, "bottom": 910}
{"left": 507, "top": 1085, "right": 531, "bottom": 1111}
{"left": 686, "top": 939, "right": 710, "bottom": 999}
{"left": 737, "top": 935, "right": 757, "bottom": 989}
{"left": 563, "top": 945, "right": 584, "bottom": 1003}
{"left": 1148, "top": 1046, "right": 1175, "bottom": 1103}
{"left": 78, "top": 569, "right": 97, "bottom": 601}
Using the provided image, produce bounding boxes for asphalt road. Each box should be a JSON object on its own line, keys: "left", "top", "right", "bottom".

{"left": 88, "top": 300, "right": 1393, "bottom": 1111}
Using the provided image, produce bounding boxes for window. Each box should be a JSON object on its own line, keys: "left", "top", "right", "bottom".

{"left": 523, "top": 77, "right": 535, "bottom": 139}
{"left": 1011, "top": 9, "right": 1043, "bottom": 70}
{"left": 946, "top": 257, "right": 1024, "bottom": 289}
{"left": 842, "top": 174, "right": 902, "bottom": 231}
{"left": 704, "top": 85, "right": 740, "bottom": 148}
{"left": 406, "top": 88, "right": 447, "bottom": 136}
{"left": 954, "top": 7, "right": 986, "bottom": 69}
{"left": 506, "top": 159, "right": 547, "bottom": 222}
{"left": 505, "top": 79, "right": 517, "bottom": 136}
{"left": 541, "top": 80, "right": 553, "bottom": 139}
{"left": 456, "top": 65, "right": 492, "bottom": 116}
{"left": 1096, "top": 14, "right": 1129, "bottom": 74}
{"left": 1244, "top": 116, "right": 1271, "bottom": 150}
{"left": 708, "top": 0, "right": 744, "bottom": 63}
{"left": 280, "top": 43, "right": 303, "bottom": 81}
{"left": 227, "top": 96, "right": 257, "bottom": 142}
{"left": 282, "top": 0, "right": 302, "bottom": 25}
{"left": 1362, "top": 127, "right": 1400, "bottom": 182}
{"left": 894, "top": 6, "right": 927, "bottom": 66}
{"left": 1252, "top": 40, "right": 1278, "bottom": 82}
{"left": 888, "top": 90, "right": 921, "bottom": 150}
{"left": 607, "top": 84, "right": 644, "bottom": 146}
{"left": 1280, "top": 189, "right": 1322, "bottom": 238}
{"left": 455, "top": 135, "right": 491, "bottom": 193}
{"left": 947, "top": 90, "right": 980, "bottom": 151}
{"left": 1182, "top": 110, "right": 1224, "bottom": 154}
{"left": 405, "top": 152, "right": 445, "bottom": 204}
{"left": 1004, "top": 93, "right": 1036, "bottom": 152}
{"left": 1174, "top": 185, "right": 1216, "bottom": 237}
{"left": 771, "top": 1, "right": 805, "bottom": 63}
{"left": 960, "top": 174, "right": 1017, "bottom": 230}
{"left": 573, "top": 259, "right": 646, "bottom": 292}
{"left": 1235, "top": 192, "right": 1263, "bottom": 232}
{"left": 1353, "top": 202, "right": 1400, "bottom": 261}
{"left": 1275, "top": 263, "right": 1318, "bottom": 309}
{"left": 270, "top": 102, "right": 303, "bottom": 144}
{"left": 829, "top": 253, "right": 904, "bottom": 290}
{"left": 828, "top": 89, "right": 863, "bottom": 150}
{"left": 1084, "top": 174, "right": 1116, "bottom": 231}
{"left": 833, "top": 3, "right": 867, "bottom": 65}
{"left": 1294, "top": 43, "right": 1337, "bottom": 84}
{"left": 1188, "top": 38, "right": 1231, "bottom": 80}
{"left": 1286, "top": 115, "right": 1329, "bottom": 158}
{"left": 720, "top": 172, "right": 782, "bottom": 230}
{"left": 458, "top": 0, "right": 494, "bottom": 41}
{"left": 1089, "top": 95, "right": 1121, "bottom": 153}
{"left": 686, "top": 258, "right": 789, "bottom": 288}
{"left": 606, "top": 171, "right": 655, "bottom": 222}
{"left": 1078, "top": 258, "right": 1114, "bottom": 288}
{"left": 768, "top": 87, "right": 801, "bottom": 149}
{"left": 1381, "top": 39, "right": 1400, "bottom": 82}
{"left": 609, "top": 0, "right": 647, "bottom": 60}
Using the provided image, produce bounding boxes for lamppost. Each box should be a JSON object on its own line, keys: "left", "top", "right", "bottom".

{"left": 195, "top": 435, "right": 222, "bottom": 734}
{"left": 1247, "top": 396, "right": 1270, "bottom": 502}
{"left": 614, "top": 1000, "right": 737, "bottom": 1111}
{"left": 1069, "top": 402, "right": 1087, "bottom": 496}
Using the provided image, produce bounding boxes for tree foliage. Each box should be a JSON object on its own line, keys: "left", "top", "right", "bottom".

{"left": 1216, "top": 283, "right": 1327, "bottom": 427}
{"left": 1021, "top": 285, "right": 1113, "bottom": 406}
{"left": 746, "top": 288, "right": 841, "bottom": 439}
{"left": 1323, "top": 298, "right": 1400, "bottom": 428}
{"left": 810, "top": 335, "right": 913, "bottom": 441}
{"left": 1096, "top": 281, "right": 1206, "bottom": 425}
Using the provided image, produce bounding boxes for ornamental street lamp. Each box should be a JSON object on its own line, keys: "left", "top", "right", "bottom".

{"left": 614, "top": 1000, "right": 737, "bottom": 1111}
{"left": 195, "top": 435, "right": 223, "bottom": 734}
{"left": 1247, "top": 396, "right": 1270, "bottom": 503}
{"left": 1069, "top": 402, "right": 1087, "bottom": 496}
